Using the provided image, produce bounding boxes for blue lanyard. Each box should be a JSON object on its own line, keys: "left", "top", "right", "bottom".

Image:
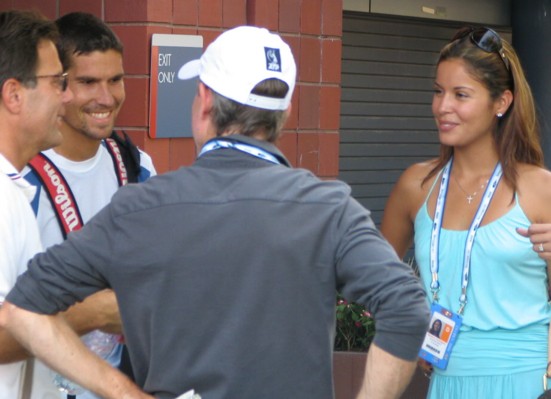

{"left": 199, "top": 139, "right": 282, "bottom": 165}
{"left": 429, "top": 157, "right": 503, "bottom": 315}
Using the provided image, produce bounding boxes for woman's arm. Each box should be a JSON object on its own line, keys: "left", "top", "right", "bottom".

{"left": 515, "top": 165, "right": 551, "bottom": 261}
{"left": 381, "top": 163, "right": 431, "bottom": 259}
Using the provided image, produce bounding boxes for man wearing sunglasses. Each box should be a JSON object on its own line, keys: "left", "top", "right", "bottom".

{"left": 20, "top": 12, "right": 156, "bottom": 399}
{"left": 0, "top": 9, "right": 74, "bottom": 399}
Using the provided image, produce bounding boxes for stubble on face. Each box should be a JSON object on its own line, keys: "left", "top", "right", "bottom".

{"left": 61, "top": 49, "right": 125, "bottom": 142}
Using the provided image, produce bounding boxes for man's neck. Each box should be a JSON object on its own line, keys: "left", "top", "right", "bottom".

{"left": 53, "top": 127, "right": 104, "bottom": 161}
{"left": 0, "top": 144, "right": 29, "bottom": 172}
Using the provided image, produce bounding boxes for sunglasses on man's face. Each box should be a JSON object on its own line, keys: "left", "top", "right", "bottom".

{"left": 452, "top": 27, "right": 510, "bottom": 72}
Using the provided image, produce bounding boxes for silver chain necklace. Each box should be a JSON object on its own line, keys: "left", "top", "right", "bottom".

{"left": 452, "top": 174, "right": 489, "bottom": 204}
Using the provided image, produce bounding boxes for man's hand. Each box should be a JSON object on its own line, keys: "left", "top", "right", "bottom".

{"left": 63, "top": 289, "right": 122, "bottom": 334}
{"left": 0, "top": 289, "right": 122, "bottom": 363}
{"left": 357, "top": 343, "right": 417, "bottom": 399}
{"left": 0, "top": 301, "right": 154, "bottom": 399}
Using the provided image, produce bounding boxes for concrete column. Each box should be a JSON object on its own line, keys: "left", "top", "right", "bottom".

{"left": 512, "top": 0, "right": 551, "bottom": 167}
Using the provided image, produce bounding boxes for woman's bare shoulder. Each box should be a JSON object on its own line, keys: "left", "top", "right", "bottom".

{"left": 516, "top": 163, "right": 551, "bottom": 222}
{"left": 396, "top": 159, "right": 439, "bottom": 191}
{"left": 388, "top": 159, "right": 440, "bottom": 216}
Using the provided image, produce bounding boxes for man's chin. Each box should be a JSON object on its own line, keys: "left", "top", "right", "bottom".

{"left": 84, "top": 126, "right": 116, "bottom": 140}
{"left": 41, "top": 131, "right": 64, "bottom": 152}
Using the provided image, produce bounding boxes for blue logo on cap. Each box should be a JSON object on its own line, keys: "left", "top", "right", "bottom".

{"left": 264, "top": 47, "right": 281, "bottom": 72}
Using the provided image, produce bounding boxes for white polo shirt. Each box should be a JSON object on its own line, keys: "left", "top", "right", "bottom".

{"left": 0, "top": 153, "right": 59, "bottom": 399}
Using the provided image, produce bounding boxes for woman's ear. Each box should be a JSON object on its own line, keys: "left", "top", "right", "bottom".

{"left": 497, "top": 89, "right": 513, "bottom": 116}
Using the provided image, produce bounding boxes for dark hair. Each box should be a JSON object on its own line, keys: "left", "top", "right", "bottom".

{"left": 55, "top": 12, "right": 123, "bottom": 70}
{"left": 0, "top": 10, "right": 58, "bottom": 90}
{"left": 425, "top": 27, "right": 543, "bottom": 191}
{"left": 209, "top": 78, "right": 290, "bottom": 142}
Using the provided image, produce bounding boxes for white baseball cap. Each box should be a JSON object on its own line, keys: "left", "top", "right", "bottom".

{"left": 178, "top": 25, "right": 296, "bottom": 111}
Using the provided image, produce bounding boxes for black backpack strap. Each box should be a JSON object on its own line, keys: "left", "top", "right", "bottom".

{"left": 108, "top": 131, "right": 141, "bottom": 183}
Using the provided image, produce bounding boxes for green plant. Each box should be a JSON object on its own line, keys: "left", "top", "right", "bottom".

{"left": 334, "top": 293, "right": 375, "bottom": 352}
{"left": 333, "top": 258, "right": 417, "bottom": 352}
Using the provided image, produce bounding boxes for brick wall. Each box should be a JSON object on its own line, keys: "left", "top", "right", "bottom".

{"left": 0, "top": 0, "right": 343, "bottom": 178}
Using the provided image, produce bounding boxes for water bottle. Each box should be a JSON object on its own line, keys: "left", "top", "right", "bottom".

{"left": 52, "top": 330, "right": 120, "bottom": 394}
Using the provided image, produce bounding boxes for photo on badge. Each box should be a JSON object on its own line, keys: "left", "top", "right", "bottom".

{"left": 418, "top": 303, "right": 462, "bottom": 369}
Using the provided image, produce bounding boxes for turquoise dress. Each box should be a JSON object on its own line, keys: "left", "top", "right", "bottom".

{"left": 414, "top": 177, "right": 551, "bottom": 398}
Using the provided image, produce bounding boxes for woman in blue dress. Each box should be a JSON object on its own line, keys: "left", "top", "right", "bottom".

{"left": 381, "top": 27, "right": 551, "bottom": 398}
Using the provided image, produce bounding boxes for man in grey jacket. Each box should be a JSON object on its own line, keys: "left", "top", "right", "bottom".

{"left": 0, "top": 25, "right": 430, "bottom": 399}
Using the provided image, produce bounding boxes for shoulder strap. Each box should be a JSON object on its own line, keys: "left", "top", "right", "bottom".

{"left": 425, "top": 168, "right": 444, "bottom": 203}
{"left": 104, "top": 137, "right": 128, "bottom": 186}
{"left": 107, "top": 131, "right": 141, "bottom": 183}
{"left": 27, "top": 154, "right": 84, "bottom": 238}
{"left": 27, "top": 135, "right": 139, "bottom": 238}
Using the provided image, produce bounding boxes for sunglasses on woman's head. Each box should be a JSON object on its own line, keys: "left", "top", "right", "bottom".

{"left": 451, "top": 27, "right": 510, "bottom": 72}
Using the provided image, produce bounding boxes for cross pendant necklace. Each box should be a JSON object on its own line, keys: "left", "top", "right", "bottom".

{"left": 452, "top": 174, "right": 488, "bottom": 205}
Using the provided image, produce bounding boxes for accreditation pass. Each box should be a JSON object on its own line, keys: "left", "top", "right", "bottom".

{"left": 418, "top": 303, "right": 462, "bottom": 369}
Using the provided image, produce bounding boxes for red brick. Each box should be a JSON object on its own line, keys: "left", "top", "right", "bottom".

{"left": 113, "top": 25, "right": 172, "bottom": 76}
{"left": 123, "top": 129, "right": 147, "bottom": 149}
{"left": 321, "top": 38, "right": 342, "bottom": 84}
{"left": 142, "top": 137, "right": 171, "bottom": 174}
{"left": 0, "top": 1, "right": 13, "bottom": 12}
{"left": 198, "top": 0, "right": 223, "bottom": 27}
{"left": 284, "top": 34, "right": 300, "bottom": 69}
{"left": 147, "top": 0, "right": 172, "bottom": 23}
{"left": 60, "top": 0, "right": 102, "bottom": 17}
{"left": 106, "top": 0, "right": 173, "bottom": 23}
{"left": 222, "top": 0, "right": 246, "bottom": 28}
{"left": 276, "top": 132, "right": 297, "bottom": 167}
{"left": 173, "top": 0, "right": 198, "bottom": 25}
{"left": 300, "top": 0, "right": 322, "bottom": 35}
{"left": 279, "top": 0, "right": 300, "bottom": 33}
{"left": 198, "top": 28, "right": 224, "bottom": 48}
{"left": 12, "top": 0, "right": 56, "bottom": 18}
{"left": 299, "top": 36, "right": 321, "bottom": 83}
{"left": 319, "top": 85, "right": 340, "bottom": 131}
{"left": 123, "top": 130, "right": 170, "bottom": 174}
{"left": 297, "top": 132, "right": 320, "bottom": 174}
{"left": 285, "top": 87, "right": 299, "bottom": 130}
{"left": 322, "top": 0, "right": 342, "bottom": 36}
{"left": 246, "top": 0, "right": 278, "bottom": 30}
{"left": 118, "top": 77, "right": 149, "bottom": 127}
{"left": 318, "top": 132, "right": 339, "bottom": 178}
{"left": 173, "top": 27, "right": 200, "bottom": 36}
{"left": 169, "top": 138, "right": 196, "bottom": 170}
{"left": 298, "top": 84, "right": 320, "bottom": 129}
{"left": 105, "top": 0, "right": 147, "bottom": 22}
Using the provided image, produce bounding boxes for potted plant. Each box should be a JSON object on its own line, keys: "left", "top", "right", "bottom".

{"left": 334, "top": 294, "right": 375, "bottom": 352}
{"left": 333, "top": 294, "right": 374, "bottom": 399}
{"left": 333, "top": 259, "right": 429, "bottom": 398}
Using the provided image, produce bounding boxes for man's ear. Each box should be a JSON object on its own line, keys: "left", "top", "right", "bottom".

{"left": 197, "top": 82, "right": 213, "bottom": 118}
{"left": 1, "top": 78, "right": 24, "bottom": 114}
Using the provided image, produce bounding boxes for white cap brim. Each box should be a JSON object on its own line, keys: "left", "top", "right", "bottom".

{"left": 178, "top": 59, "right": 201, "bottom": 80}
